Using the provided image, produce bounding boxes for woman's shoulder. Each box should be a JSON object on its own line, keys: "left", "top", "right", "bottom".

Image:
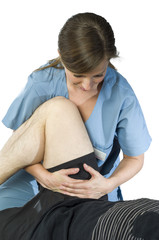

{"left": 103, "top": 67, "right": 135, "bottom": 97}
{"left": 29, "top": 62, "right": 65, "bottom": 84}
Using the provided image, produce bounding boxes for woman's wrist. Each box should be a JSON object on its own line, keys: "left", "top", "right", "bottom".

{"left": 103, "top": 177, "right": 117, "bottom": 194}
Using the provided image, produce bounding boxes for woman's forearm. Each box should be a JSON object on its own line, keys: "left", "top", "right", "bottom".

{"left": 107, "top": 154, "right": 144, "bottom": 191}
{"left": 25, "top": 164, "right": 52, "bottom": 189}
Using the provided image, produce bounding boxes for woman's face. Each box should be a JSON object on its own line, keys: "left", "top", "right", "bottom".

{"left": 64, "top": 59, "right": 108, "bottom": 93}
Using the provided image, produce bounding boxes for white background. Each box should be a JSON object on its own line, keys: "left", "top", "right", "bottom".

{"left": 0, "top": 0, "right": 158, "bottom": 200}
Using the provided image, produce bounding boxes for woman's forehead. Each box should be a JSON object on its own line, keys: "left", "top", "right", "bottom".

{"left": 73, "top": 59, "right": 108, "bottom": 75}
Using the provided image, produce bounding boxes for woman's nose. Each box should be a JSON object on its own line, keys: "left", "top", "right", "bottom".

{"left": 81, "top": 79, "right": 93, "bottom": 90}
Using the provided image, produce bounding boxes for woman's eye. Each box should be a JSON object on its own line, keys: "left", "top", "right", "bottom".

{"left": 94, "top": 75, "right": 103, "bottom": 78}
{"left": 73, "top": 74, "right": 103, "bottom": 78}
{"left": 74, "top": 75, "right": 83, "bottom": 78}
{"left": 73, "top": 82, "right": 80, "bottom": 85}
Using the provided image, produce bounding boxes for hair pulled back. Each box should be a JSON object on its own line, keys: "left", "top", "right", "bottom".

{"left": 37, "top": 12, "right": 118, "bottom": 72}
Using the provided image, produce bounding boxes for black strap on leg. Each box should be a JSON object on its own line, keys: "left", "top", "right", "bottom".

{"left": 99, "top": 137, "right": 120, "bottom": 176}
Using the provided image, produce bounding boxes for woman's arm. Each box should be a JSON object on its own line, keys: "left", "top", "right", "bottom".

{"left": 107, "top": 153, "right": 144, "bottom": 190}
{"left": 25, "top": 164, "right": 53, "bottom": 189}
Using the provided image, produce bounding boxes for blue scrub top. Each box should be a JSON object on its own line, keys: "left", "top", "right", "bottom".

{"left": 2, "top": 64, "right": 152, "bottom": 201}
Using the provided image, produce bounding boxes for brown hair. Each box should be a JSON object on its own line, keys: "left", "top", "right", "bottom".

{"left": 35, "top": 12, "right": 119, "bottom": 72}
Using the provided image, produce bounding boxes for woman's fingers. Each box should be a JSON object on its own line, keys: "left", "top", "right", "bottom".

{"left": 58, "top": 168, "right": 84, "bottom": 183}
{"left": 59, "top": 164, "right": 109, "bottom": 199}
{"left": 83, "top": 163, "right": 100, "bottom": 177}
{"left": 51, "top": 165, "right": 104, "bottom": 198}
{"left": 60, "top": 168, "right": 79, "bottom": 175}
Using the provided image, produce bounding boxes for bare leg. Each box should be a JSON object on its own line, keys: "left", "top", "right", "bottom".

{"left": 0, "top": 97, "right": 93, "bottom": 183}
{"left": 43, "top": 97, "right": 93, "bottom": 168}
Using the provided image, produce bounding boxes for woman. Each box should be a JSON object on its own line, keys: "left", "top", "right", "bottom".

{"left": 0, "top": 98, "right": 158, "bottom": 240}
{"left": 0, "top": 12, "right": 151, "bottom": 209}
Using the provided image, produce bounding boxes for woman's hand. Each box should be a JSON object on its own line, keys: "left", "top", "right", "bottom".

{"left": 25, "top": 163, "right": 82, "bottom": 193}
{"left": 57, "top": 154, "right": 144, "bottom": 198}
{"left": 59, "top": 164, "right": 113, "bottom": 199}
{"left": 26, "top": 163, "right": 113, "bottom": 198}
{"left": 43, "top": 167, "right": 85, "bottom": 192}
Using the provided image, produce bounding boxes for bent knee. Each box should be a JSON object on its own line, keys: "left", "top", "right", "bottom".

{"left": 45, "top": 97, "right": 76, "bottom": 111}
{"left": 46, "top": 96, "right": 71, "bottom": 106}
{"left": 36, "top": 97, "right": 78, "bottom": 118}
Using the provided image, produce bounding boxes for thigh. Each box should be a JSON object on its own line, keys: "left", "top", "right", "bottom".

{"left": 43, "top": 97, "right": 94, "bottom": 168}
{"left": 0, "top": 170, "right": 39, "bottom": 210}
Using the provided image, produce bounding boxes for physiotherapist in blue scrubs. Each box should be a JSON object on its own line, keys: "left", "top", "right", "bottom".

{"left": 0, "top": 12, "right": 151, "bottom": 210}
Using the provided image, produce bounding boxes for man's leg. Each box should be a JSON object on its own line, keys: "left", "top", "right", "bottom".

{"left": 0, "top": 96, "right": 93, "bottom": 183}
{"left": 43, "top": 97, "right": 93, "bottom": 169}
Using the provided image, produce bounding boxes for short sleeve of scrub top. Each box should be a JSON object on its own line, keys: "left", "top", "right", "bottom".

{"left": 99, "top": 68, "right": 152, "bottom": 157}
{"left": 2, "top": 66, "right": 68, "bottom": 130}
{"left": 116, "top": 91, "right": 151, "bottom": 157}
